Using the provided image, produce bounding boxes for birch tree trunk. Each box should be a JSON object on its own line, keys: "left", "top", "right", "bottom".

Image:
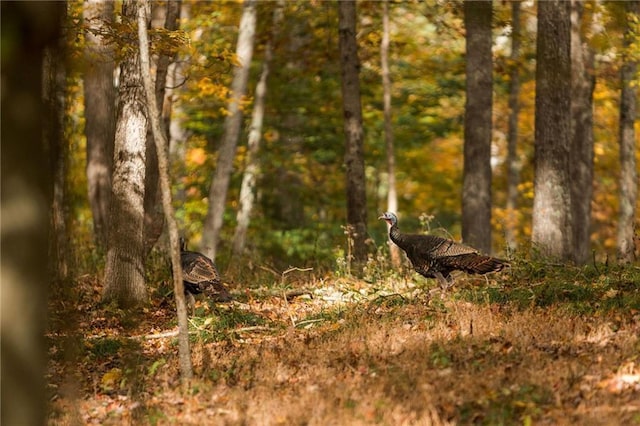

{"left": 570, "top": 0, "right": 596, "bottom": 265}
{"left": 137, "top": 0, "right": 192, "bottom": 380}
{"left": 532, "top": 0, "right": 573, "bottom": 260}
{"left": 201, "top": 0, "right": 257, "bottom": 260}
{"left": 339, "top": 0, "right": 369, "bottom": 266}
{"left": 103, "top": 0, "right": 148, "bottom": 307}
{"left": 232, "top": 1, "right": 283, "bottom": 256}
{"left": 617, "top": 0, "right": 639, "bottom": 263}
{"left": 462, "top": 0, "right": 493, "bottom": 254}
{"left": 83, "top": 0, "right": 116, "bottom": 249}
{"left": 381, "top": 0, "right": 401, "bottom": 267}
{"left": 505, "top": 0, "right": 521, "bottom": 252}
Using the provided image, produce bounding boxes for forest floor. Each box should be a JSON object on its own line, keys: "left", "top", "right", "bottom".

{"left": 47, "top": 261, "right": 640, "bottom": 425}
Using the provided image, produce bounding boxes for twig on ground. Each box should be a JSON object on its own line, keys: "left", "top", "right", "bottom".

{"left": 285, "top": 289, "right": 313, "bottom": 301}
{"left": 282, "top": 266, "right": 313, "bottom": 276}
{"left": 294, "top": 318, "right": 325, "bottom": 328}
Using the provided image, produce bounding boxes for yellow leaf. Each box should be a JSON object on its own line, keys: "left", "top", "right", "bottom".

{"left": 101, "top": 368, "right": 122, "bottom": 392}
{"left": 186, "top": 147, "right": 207, "bottom": 166}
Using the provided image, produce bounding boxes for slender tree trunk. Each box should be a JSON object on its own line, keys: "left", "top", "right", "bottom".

{"left": 1, "top": 3, "right": 63, "bottom": 424}
{"left": 532, "top": 0, "right": 573, "bottom": 260}
{"left": 142, "top": 0, "right": 182, "bottom": 256}
{"left": 44, "top": 15, "right": 70, "bottom": 283}
{"left": 339, "top": 0, "right": 369, "bottom": 266}
{"left": 168, "top": 1, "right": 191, "bottom": 206}
{"left": 233, "top": 1, "right": 283, "bottom": 256}
{"left": 201, "top": 0, "right": 257, "bottom": 260}
{"left": 570, "top": 0, "right": 596, "bottom": 265}
{"left": 137, "top": 0, "right": 192, "bottom": 380}
{"left": 83, "top": 0, "right": 116, "bottom": 249}
{"left": 103, "top": 0, "right": 148, "bottom": 307}
{"left": 381, "top": 0, "right": 401, "bottom": 267}
{"left": 505, "top": 0, "right": 521, "bottom": 252}
{"left": 462, "top": 0, "right": 493, "bottom": 254}
{"left": 617, "top": 0, "right": 639, "bottom": 263}
{"left": 155, "top": 0, "right": 180, "bottom": 128}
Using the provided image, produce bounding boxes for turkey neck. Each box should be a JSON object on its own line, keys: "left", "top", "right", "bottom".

{"left": 388, "top": 223, "right": 406, "bottom": 248}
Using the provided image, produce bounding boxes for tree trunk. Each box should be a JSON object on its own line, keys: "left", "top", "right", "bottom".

{"left": 137, "top": 0, "right": 192, "bottom": 380}
{"left": 83, "top": 0, "right": 116, "bottom": 249}
{"left": 505, "top": 0, "right": 521, "bottom": 252}
{"left": 155, "top": 0, "right": 180, "bottom": 132}
{"left": 381, "top": 0, "right": 401, "bottom": 267}
{"left": 233, "top": 1, "right": 283, "bottom": 256}
{"left": 1, "top": 3, "right": 63, "bottom": 424}
{"left": 532, "top": 0, "right": 573, "bottom": 260}
{"left": 339, "top": 0, "right": 369, "bottom": 266}
{"left": 201, "top": 0, "right": 257, "bottom": 260}
{"left": 44, "top": 15, "right": 70, "bottom": 283}
{"left": 142, "top": 0, "right": 182, "bottom": 256}
{"left": 103, "top": 0, "right": 148, "bottom": 307}
{"left": 570, "top": 0, "right": 596, "bottom": 265}
{"left": 617, "top": 0, "right": 639, "bottom": 263}
{"left": 462, "top": 0, "right": 493, "bottom": 254}
{"left": 168, "top": 1, "right": 191, "bottom": 206}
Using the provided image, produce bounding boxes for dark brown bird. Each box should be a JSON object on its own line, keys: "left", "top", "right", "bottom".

{"left": 379, "top": 212, "right": 508, "bottom": 289}
{"left": 180, "top": 238, "right": 232, "bottom": 309}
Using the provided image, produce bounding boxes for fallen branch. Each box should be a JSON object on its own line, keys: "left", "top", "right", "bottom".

{"left": 285, "top": 289, "right": 313, "bottom": 301}
{"left": 282, "top": 266, "right": 313, "bottom": 276}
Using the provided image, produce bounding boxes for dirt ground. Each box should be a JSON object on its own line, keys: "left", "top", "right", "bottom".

{"left": 47, "top": 272, "right": 640, "bottom": 425}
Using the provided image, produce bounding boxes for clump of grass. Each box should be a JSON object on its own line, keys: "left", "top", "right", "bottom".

{"left": 86, "top": 337, "right": 123, "bottom": 359}
{"left": 188, "top": 308, "right": 274, "bottom": 343}
{"left": 460, "top": 260, "right": 640, "bottom": 314}
{"left": 458, "top": 383, "right": 552, "bottom": 425}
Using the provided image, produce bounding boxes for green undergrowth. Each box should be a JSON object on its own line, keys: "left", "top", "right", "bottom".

{"left": 459, "top": 260, "right": 640, "bottom": 314}
{"left": 187, "top": 307, "right": 276, "bottom": 343}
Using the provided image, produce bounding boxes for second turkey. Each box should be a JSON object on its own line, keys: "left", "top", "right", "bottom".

{"left": 180, "top": 238, "right": 232, "bottom": 312}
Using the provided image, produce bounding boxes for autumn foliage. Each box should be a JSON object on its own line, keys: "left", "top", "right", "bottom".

{"left": 34, "top": 0, "right": 640, "bottom": 424}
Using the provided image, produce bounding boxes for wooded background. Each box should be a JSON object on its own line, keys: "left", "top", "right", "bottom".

{"left": 9, "top": 0, "right": 640, "bottom": 302}
{"left": 2, "top": 1, "right": 639, "bottom": 423}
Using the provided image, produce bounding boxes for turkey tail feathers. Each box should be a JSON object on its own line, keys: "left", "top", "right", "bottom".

{"left": 456, "top": 254, "right": 509, "bottom": 275}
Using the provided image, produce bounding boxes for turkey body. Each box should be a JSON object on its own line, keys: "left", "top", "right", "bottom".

{"left": 180, "top": 239, "right": 232, "bottom": 304}
{"left": 379, "top": 212, "right": 508, "bottom": 288}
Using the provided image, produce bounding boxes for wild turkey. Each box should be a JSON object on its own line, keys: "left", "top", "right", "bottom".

{"left": 379, "top": 212, "right": 508, "bottom": 289}
{"left": 179, "top": 238, "right": 232, "bottom": 310}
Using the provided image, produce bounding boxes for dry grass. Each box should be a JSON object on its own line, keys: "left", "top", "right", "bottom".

{"left": 47, "top": 265, "right": 640, "bottom": 425}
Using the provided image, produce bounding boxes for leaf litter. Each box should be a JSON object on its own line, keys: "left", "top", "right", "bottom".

{"left": 47, "top": 271, "right": 640, "bottom": 425}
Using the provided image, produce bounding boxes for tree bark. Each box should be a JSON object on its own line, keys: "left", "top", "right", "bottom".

{"left": 570, "top": 0, "right": 596, "bottom": 265}
{"left": 143, "top": 0, "right": 182, "bottom": 256}
{"left": 168, "top": 1, "right": 191, "bottom": 206}
{"left": 381, "top": 0, "right": 401, "bottom": 267}
{"left": 505, "top": 0, "right": 521, "bottom": 252}
{"left": 103, "top": 0, "right": 148, "bottom": 307}
{"left": 233, "top": 1, "right": 283, "bottom": 256}
{"left": 617, "top": 0, "right": 639, "bottom": 263}
{"left": 532, "top": 0, "right": 573, "bottom": 260}
{"left": 44, "top": 14, "right": 70, "bottom": 283}
{"left": 1, "top": 2, "right": 63, "bottom": 424}
{"left": 462, "top": 0, "right": 493, "bottom": 254}
{"left": 137, "top": 0, "right": 192, "bottom": 380}
{"left": 201, "top": 0, "right": 257, "bottom": 260}
{"left": 83, "top": 0, "right": 116, "bottom": 249}
{"left": 339, "top": 0, "right": 369, "bottom": 267}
